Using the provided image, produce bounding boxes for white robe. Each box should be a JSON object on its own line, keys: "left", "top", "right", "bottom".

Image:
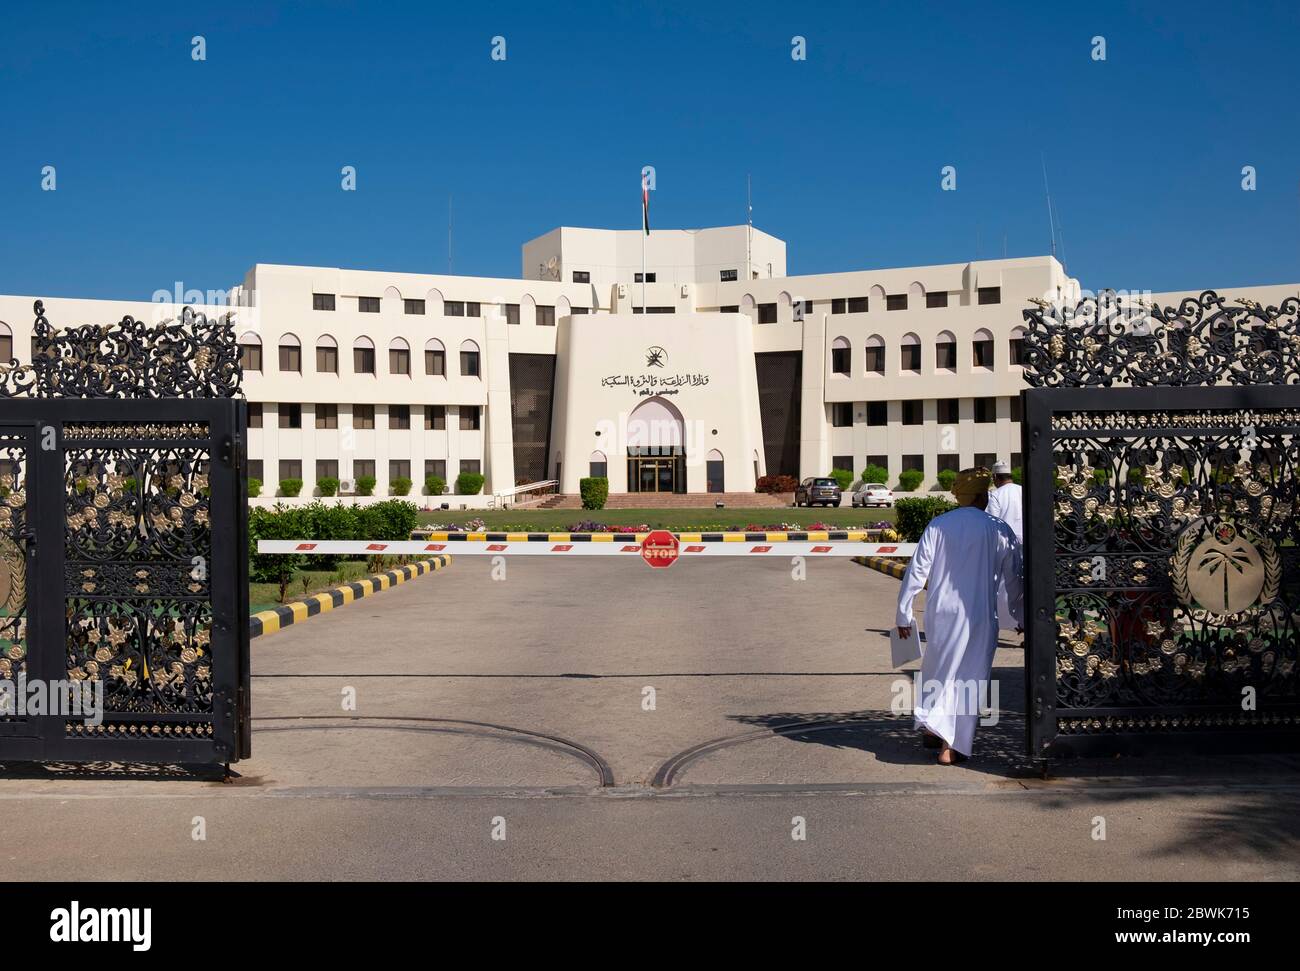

{"left": 985, "top": 482, "right": 1024, "bottom": 631}
{"left": 895, "top": 506, "right": 1023, "bottom": 756}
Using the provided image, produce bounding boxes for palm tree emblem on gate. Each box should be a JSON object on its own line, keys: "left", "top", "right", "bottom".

{"left": 1174, "top": 520, "right": 1273, "bottom": 617}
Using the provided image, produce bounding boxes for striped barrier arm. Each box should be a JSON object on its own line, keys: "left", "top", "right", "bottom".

{"left": 258, "top": 538, "right": 916, "bottom": 558}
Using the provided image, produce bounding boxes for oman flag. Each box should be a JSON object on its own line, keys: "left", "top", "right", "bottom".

{"left": 641, "top": 170, "right": 651, "bottom": 235}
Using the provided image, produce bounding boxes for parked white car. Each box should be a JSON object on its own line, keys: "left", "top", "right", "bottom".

{"left": 852, "top": 482, "right": 895, "bottom": 508}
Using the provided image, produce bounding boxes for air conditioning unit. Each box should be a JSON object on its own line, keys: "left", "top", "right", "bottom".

{"left": 339, "top": 478, "right": 355, "bottom": 494}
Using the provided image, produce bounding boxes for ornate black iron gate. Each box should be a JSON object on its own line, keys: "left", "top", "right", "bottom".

{"left": 0, "top": 301, "right": 248, "bottom": 765}
{"left": 1021, "top": 291, "right": 1300, "bottom": 756}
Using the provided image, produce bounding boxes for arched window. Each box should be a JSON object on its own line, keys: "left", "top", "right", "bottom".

{"left": 935, "top": 330, "right": 956, "bottom": 371}
{"left": 901, "top": 333, "right": 921, "bottom": 373}
{"left": 459, "top": 339, "right": 480, "bottom": 377}
{"left": 973, "top": 328, "right": 994, "bottom": 369}
{"left": 588, "top": 450, "right": 608, "bottom": 479}
{"left": 315, "top": 335, "right": 338, "bottom": 374}
{"left": 389, "top": 337, "right": 410, "bottom": 376}
{"left": 0, "top": 322, "right": 11, "bottom": 362}
{"left": 239, "top": 332, "right": 262, "bottom": 372}
{"left": 424, "top": 338, "right": 446, "bottom": 376}
{"left": 706, "top": 448, "right": 725, "bottom": 493}
{"left": 831, "top": 336, "right": 851, "bottom": 376}
{"left": 865, "top": 335, "right": 885, "bottom": 375}
{"left": 353, "top": 336, "right": 376, "bottom": 375}
{"left": 277, "top": 334, "right": 301, "bottom": 373}
{"left": 1009, "top": 327, "right": 1027, "bottom": 366}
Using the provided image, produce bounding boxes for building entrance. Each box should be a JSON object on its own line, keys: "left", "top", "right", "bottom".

{"left": 627, "top": 451, "right": 686, "bottom": 493}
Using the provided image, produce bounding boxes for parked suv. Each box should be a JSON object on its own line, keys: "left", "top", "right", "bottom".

{"left": 794, "top": 476, "right": 842, "bottom": 507}
{"left": 852, "top": 482, "right": 895, "bottom": 508}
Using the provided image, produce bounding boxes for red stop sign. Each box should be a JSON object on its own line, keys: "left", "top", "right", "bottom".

{"left": 640, "top": 529, "right": 680, "bottom": 569}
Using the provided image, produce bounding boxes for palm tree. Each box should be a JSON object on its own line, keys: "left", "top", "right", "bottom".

{"left": 1197, "top": 543, "right": 1255, "bottom": 612}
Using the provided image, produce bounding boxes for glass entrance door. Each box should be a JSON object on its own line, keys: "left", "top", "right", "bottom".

{"left": 627, "top": 454, "right": 685, "bottom": 493}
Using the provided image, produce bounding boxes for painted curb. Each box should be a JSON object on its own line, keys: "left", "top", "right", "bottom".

{"left": 853, "top": 555, "right": 908, "bottom": 580}
{"left": 249, "top": 555, "right": 452, "bottom": 639}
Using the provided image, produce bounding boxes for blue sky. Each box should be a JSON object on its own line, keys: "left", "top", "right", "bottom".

{"left": 1, "top": 0, "right": 1297, "bottom": 301}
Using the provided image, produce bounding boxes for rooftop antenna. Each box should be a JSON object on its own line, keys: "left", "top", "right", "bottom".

{"left": 1041, "top": 153, "right": 1058, "bottom": 261}
{"left": 1051, "top": 194, "right": 1067, "bottom": 269}
{"left": 448, "top": 194, "right": 453, "bottom": 275}
{"left": 746, "top": 174, "right": 753, "bottom": 281}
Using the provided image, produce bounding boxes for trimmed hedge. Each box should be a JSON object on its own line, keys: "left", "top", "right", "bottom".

{"left": 279, "top": 478, "right": 303, "bottom": 498}
{"left": 356, "top": 475, "right": 376, "bottom": 497}
{"left": 580, "top": 476, "right": 609, "bottom": 510}
{"left": 897, "top": 469, "right": 923, "bottom": 492}
{"left": 391, "top": 476, "right": 412, "bottom": 497}
{"left": 756, "top": 474, "right": 798, "bottom": 494}
{"left": 248, "top": 478, "right": 262, "bottom": 498}
{"left": 456, "top": 471, "right": 485, "bottom": 496}
{"left": 860, "top": 464, "right": 888, "bottom": 485}
{"left": 424, "top": 474, "right": 446, "bottom": 497}
{"left": 317, "top": 476, "right": 339, "bottom": 497}
{"left": 895, "top": 496, "right": 957, "bottom": 542}
{"left": 936, "top": 468, "right": 957, "bottom": 492}
{"left": 829, "top": 468, "right": 854, "bottom": 491}
{"left": 248, "top": 499, "right": 421, "bottom": 588}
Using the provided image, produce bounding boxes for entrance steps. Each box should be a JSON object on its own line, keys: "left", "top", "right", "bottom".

{"left": 528, "top": 492, "right": 795, "bottom": 510}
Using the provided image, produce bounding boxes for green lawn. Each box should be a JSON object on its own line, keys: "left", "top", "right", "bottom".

{"left": 250, "top": 559, "right": 376, "bottom": 613}
{"left": 416, "top": 506, "right": 898, "bottom": 531}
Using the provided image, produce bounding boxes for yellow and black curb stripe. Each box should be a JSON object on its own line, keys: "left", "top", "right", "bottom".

{"left": 416, "top": 529, "right": 890, "bottom": 543}
{"left": 853, "top": 555, "right": 908, "bottom": 580}
{"left": 249, "top": 555, "right": 452, "bottom": 639}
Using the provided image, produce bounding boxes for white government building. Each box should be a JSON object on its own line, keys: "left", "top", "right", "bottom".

{"left": 2, "top": 226, "right": 1296, "bottom": 502}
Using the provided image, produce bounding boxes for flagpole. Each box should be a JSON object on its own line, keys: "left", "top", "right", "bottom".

{"left": 641, "top": 181, "right": 647, "bottom": 314}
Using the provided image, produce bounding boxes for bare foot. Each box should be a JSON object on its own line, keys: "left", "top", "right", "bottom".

{"left": 937, "top": 744, "right": 966, "bottom": 765}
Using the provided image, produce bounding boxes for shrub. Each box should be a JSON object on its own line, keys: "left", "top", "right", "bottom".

{"left": 936, "top": 468, "right": 958, "bottom": 492}
{"left": 896, "top": 469, "right": 924, "bottom": 492}
{"left": 580, "top": 476, "right": 609, "bottom": 510}
{"left": 356, "top": 474, "right": 376, "bottom": 497}
{"left": 895, "top": 496, "right": 957, "bottom": 542}
{"left": 303, "top": 501, "right": 357, "bottom": 570}
{"left": 829, "top": 468, "right": 854, "bottom": 491}
{"left": 860, "top": 464, "right": 888, "bottom": 485}
{"left": 248, "top": 477, "right": 262, "bottom": 498}
{"left": 756, "top": 474, "right": 799, "bottom": 494}
{"left": 424, "top": 475, "right": 446, "bottom": 497}
{"left": 456, "top": 471, "right": 485, "bottom": 495}
{"left": 248, "top": 504, "right": 310, "bottom": 600}
{"left": 279, "top": 478, "right": 303, "bottom": 498}
{"left": 1011, "top": 467, "right": 1023, "bottom": 485}
{"left": 317, "top": 476, "right": 339, "bottom": 497}
{"left": 391, "top": 476, "right": 412, "bottom": 497}
{"left": 355, "top": 499, "right": 420, "bottom": 541}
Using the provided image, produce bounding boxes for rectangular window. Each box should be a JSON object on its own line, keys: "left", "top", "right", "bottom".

{"left": 444, "top": 300, "right": 465, "bottom": 317}
{"left": 937, "top": 398, "right": 959, "bottom": 424}
{"left": 424, "top": 459, "right": 446, "bottom": 481}
{"left": 590, "top": 460, "right": 608, "bottom": 478}
{"left": 460, "top": 349, "right": 480, "bottom": 377}
{"left": 316, "top": 344, "right": 338, "bottom": 373}
{"left": 831, "top": 346, "right": 850, "bottom": 375}
{"left": 757, "top": 303, "right": 777, "bottom": 324}
{"left": 901, "top": 344, "right": 921, "bottom": 372}
{"left": 316, "top": 459, "right": 338, "bottom": 482}
{"left": 312, "top": 293, "right": 335, "bottom": 311}
{"left": 389, "top": 347, "right": 410, "bottom": 375}
{"left": 936, "top": 341, "right": 956, "bottom": 369}
{"left": 720, "top": 305, "right": 739, "bottom": 314}
{"left": 938, "top": 454, "right": 960, "bottom": 474}
{"left": 974, "top": 338, "right": 994, "bottom": 369}
{"left": 425, "top": 405, "right": 446, "bottom": 430}
{"left": 1010, "top": 336, "right": 1025, "bottom": 366}
{"left": 240, "top": 342, "right": 262, "bottom": 372}
{"left": 975, "top": 397, "right": 997, "bottom": 423}
{"left": 926, "top": 291, "right": 949, "bottom": 308}
{"left": 573, "top": 270, "right": 590, "bottom": 283}
{"left": 571, "top": 306, "right": 588, "bottom": 314}
{"left": 248, "top": 459, "right": 263, "bottom": 483}
{"left": 902, "top": 400, "right": 923, "bottom": 425}
{"left": 354, "top": 346, "right": 375, "bottom": 374}
{"left": 278, "top": 403, "right": 302, "bottom": 429}
{"left": 864, "top": 345, "right": 884, "bottom": 374}
{"left": 459, "top": 406, "right": 481, "bottom": 431}
{"left": 633, "top": 272, "right": 656, "bottom": 283}
{"left": 720, "top": 269, "right": 737, "bottom": 282}
{"left": 404, "top": 299, "right": 425, "bottom": 315}
{"left": 832, "top": 454, "right": 854, "bottom": 473}
{"left": 460, "top": 459, "right": 481, "bottom": 475}
{"left": 389, "top": 405, "right": 411, "bottom": 430}
{"left": 977, "top": 286, "right": 1001, "bottom": 305}
{"left": 536, "top": 305, "right": 556, "bottom": 327}
{"left": 353, "top": 404, "right": 375, "bottom": 429}
{"left": 867, "top": 401, "right": 888, "bottom": 426}
{"left": 1009, "top": 396, "right": 1023, "bottom": 422}
{"left": 975, "top": 452, "right": 997, "bottom": 469}
{"left": 389, "top": 459, "right": 410, "bottom": 482}
{"left": 358, "top": 296, "right": 380, "bottom": 313}
{"left": 278, "top": 459, "right": 302, "bottom": 482}
{"left": 847, "top": 296, "right": 868, "bottom": 313}
{"left": 831, "top": 298, "right": 846, "bottom": 315}
{"left": 315, "top": 404, "right": 338, "bottom": 429}
{"left": 832, "top": 402, "right": 853, "bottom": 427}
{"left": 247, "top": 403, "right": 263, "bottom": 428}
{"left": 278, "top": 344, "right": 301, "bottom": 372}
{"left": 867, "top": 454, "right": 888, "bottom": 475}
{"left": 902, "top": 454, "right": 924, "bottom": 474}
{"left": 1011, "top": 452, "right": 1023, "bottom": 471}
{"left": 886, "top": 294, "right": 908, "bottom": 311}
{"left": 425, "top": 348, "right": 445, "bottom": 376}
{"left": 353, "top": 459, "right": 375, "bottom": 481}
{"left": 505, "top": 303, "right": 520, "bottom": 325}
{"left": 466, "top": 302, "right": 480, "bottom": 317}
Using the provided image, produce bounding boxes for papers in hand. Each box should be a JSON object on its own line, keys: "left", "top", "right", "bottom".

{"left": 890, "top": 626, "right": 922, "bottom": 667}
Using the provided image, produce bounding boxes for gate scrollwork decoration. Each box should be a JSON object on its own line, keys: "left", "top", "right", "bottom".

{"left": 1020, "top": 291, "right": 1300, "bottom": 756}
{"left": 0, "top": 300, "right": 248, "bottom": 766}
